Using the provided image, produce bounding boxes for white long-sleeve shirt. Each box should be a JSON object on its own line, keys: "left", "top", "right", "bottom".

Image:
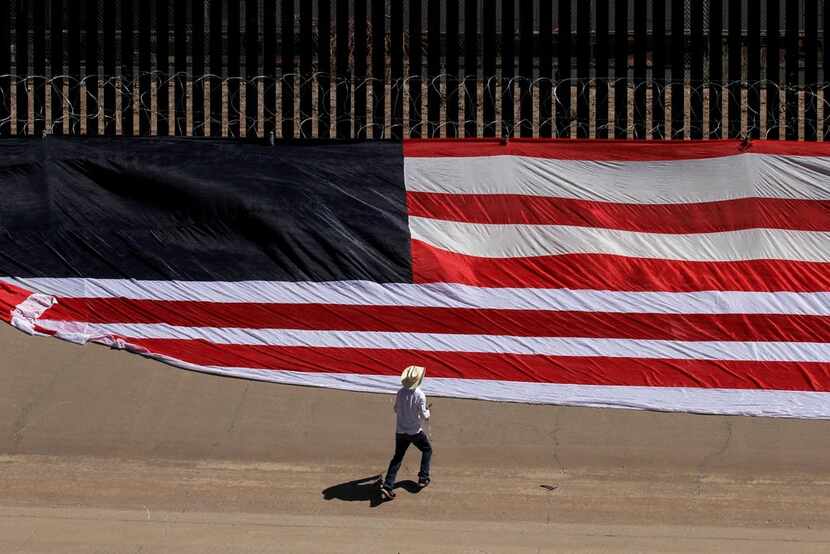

{"left": 393, "top": 387, "right": 430, "bottom": 434}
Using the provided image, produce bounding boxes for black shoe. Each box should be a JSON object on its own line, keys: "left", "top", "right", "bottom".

{"left": 379, "top": 485, "right": 396, "bottom": 500}
{"left": 418, "top": 477, "right": 431, "bottom": 489}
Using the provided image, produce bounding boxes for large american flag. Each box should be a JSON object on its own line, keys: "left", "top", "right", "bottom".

{"left": 2, "top": 137, "right": 830, "bottom": 418}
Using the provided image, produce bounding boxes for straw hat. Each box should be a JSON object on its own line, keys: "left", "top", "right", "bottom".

{"left": 400, "top": 365, "right": 426, "bottom": 389}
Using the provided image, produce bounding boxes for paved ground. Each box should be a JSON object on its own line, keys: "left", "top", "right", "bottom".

{"left": 2, "top": 323, "right": 830, "bottom": 552}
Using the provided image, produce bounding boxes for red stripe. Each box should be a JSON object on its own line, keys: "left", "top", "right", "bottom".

{"left": 116, "top": 338, "right": 830, "bottom": 392}
{"left": 411, "top": 240, "right": 830, "bottom": 292}
{"left": 403, "top": 138, "right": 830, "bottom": 160}
{"left": 41, "top": 297, "right": 830, "bottom": 343}
{"left": 407, "top": 192, "right": 830, "bottom": 233}
{"left": 0, "top": 282, "right": 33, "bottom": 323}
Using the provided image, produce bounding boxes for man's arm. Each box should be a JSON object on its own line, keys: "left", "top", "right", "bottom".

{"left": 419, "top": 392, "right": 431, "bottom": 420}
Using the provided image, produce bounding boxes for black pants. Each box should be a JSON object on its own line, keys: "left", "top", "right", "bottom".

{"left": 383, "top": 431, "right": 432, "bottom": 489}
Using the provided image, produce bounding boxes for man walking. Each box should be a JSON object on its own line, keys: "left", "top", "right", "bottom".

{"left": 380, "top": 365, "right": 432, "bottom": 500}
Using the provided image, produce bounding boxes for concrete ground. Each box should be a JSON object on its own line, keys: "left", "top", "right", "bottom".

{"left": 1, "top": 322, "right": 829, "bottom": 553}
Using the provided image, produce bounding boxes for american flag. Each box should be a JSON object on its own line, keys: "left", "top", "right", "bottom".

{"left": 2, "top": 137, "right": 830, "bottom": 418}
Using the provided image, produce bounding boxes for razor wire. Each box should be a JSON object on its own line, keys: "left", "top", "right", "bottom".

{"left": 0, "top": 72, "right": 828, "bottom": 140}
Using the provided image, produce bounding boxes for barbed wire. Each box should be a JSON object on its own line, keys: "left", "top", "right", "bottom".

{"left": 0, "top": 73, "right": 827, "bottom": 140}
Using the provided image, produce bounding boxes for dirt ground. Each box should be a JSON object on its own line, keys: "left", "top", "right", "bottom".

{"left": 2, "top": 322, "right": 830, "bottom": 553}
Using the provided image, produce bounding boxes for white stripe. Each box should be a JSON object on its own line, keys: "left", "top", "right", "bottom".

{"left": 404, "top": 154, "right": 830, "bottom": 203}
{"left": 10, "top": 293, "right": 55, "bottom": 335}
{"left": 4, "top": 277, "right": 830, "bottom": 315}
{"left": 65, "top": 337, "right": 830, "bottom": 419}
{"left": 34, "top": 319, "right": 830, "bottom": 363}
{"left": 409, "top": 217, "right": 830, "bottom": 262}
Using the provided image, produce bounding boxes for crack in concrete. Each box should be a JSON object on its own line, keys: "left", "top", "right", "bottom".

{"left": 540, "top": 410, "right": 566, "bottom": 526}
{"left": 550, "top": 409, "right": 566, "bottom": 476}
{"left": 13, "top": 527, "right": 36, "bottom": 554}
{"left": 696, "top": 419, "right": 733, "bottom": 496}
{"left": 226, "top": 383, "right": 250, "bottom": 434}
{"left": 10, "top": 352, "right": 76, "bottom": 452}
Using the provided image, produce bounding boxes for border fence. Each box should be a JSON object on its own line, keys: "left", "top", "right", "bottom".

{"left": 1, "top": 0, "right": 828, "bottom": 140}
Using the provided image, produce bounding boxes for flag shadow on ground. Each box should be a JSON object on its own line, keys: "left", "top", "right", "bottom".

{"left": 322, "top": 475, "right": 422, "bottom": 507}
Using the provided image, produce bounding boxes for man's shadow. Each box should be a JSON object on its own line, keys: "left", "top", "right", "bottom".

{"left": 322, "top": 475, "right": 422, "bottom": 508}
